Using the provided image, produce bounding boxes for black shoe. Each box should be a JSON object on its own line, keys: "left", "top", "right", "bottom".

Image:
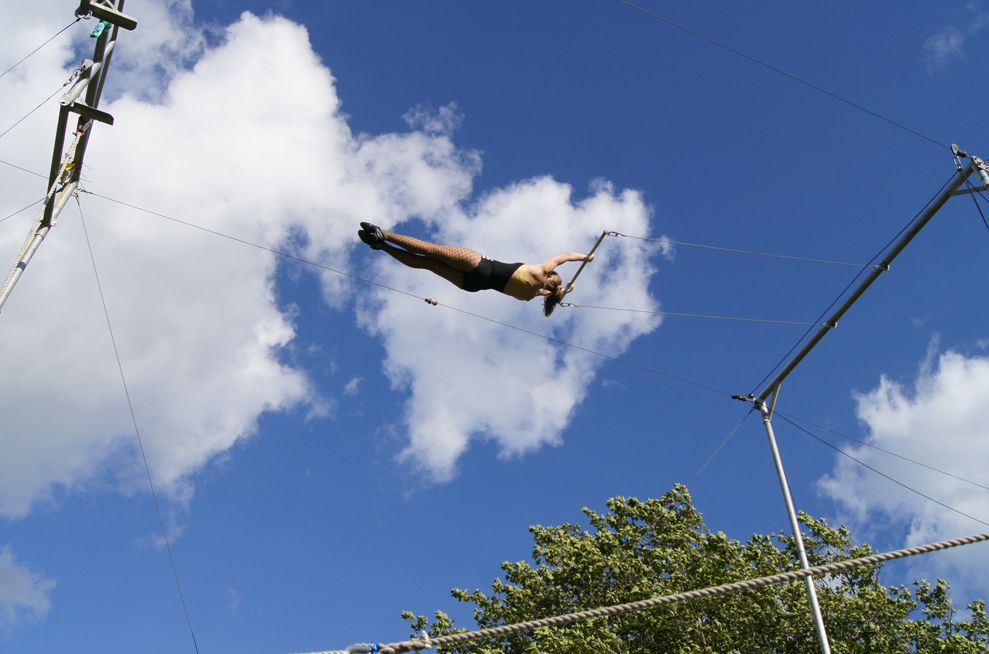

{"left": 359, "top": 222, "right": 385, "bottom": 247}
{"left": 358, "top": 229, "right": 384, "bottom": 250}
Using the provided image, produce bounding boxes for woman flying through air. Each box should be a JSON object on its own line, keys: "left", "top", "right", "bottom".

{"left": 357, "top": 222, "right": 594, "bottom": 316}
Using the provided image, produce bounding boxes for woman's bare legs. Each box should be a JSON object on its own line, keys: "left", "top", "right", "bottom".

{"left": 380, "top": 243, "right": 466, "bottom": 288}
{"left": 381, "top": 230, "right": 482, "bottom": 272}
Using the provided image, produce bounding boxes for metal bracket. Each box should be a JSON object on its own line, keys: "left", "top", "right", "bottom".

{"left": 76, "top": 0, "right": 138, "bottom": 30}
{"left": 67, "top": 102, "right": 114, "bottom": 126}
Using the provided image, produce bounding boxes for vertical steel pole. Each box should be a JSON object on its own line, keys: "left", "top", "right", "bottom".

{"left": 760, "top": 390, "right": 832, "bottom": 654}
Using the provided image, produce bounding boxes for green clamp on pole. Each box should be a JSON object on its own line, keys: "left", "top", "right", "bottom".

{"left": 90, "top": 20, "right": 111, "bottom": 38}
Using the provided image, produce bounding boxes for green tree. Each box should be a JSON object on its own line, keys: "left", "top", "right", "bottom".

{"left": 403, "top": 485, "right": 988, "bottom": 653}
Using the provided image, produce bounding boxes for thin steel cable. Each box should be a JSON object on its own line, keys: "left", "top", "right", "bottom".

{"left": 0, "top": 82, "right": 70, "bottom": 142}
{"left": 777, "top": 410, "right": 989, "bottom": 494}
{"left": 612, "top": 232, "right": 865, "bottom": 268}
{"left": 437, "top": 301, "right": 733, "bottom": 397}
{"left": 0, "top": 18, "right": 81, "bottom": 81}
{"left": 76, "top": 197, "right": 201, "bottom": 654}
{"left": 81, "top": 189, "right": 733, "bottom": 398}
{"left": 964, "top": 179, "right": 989, "bottom": 234}
{"left": 79, "top": 189, "right": 425, "bottom": 302}
{"left": 748, "top": 172, "right": 958, "bottom": 395}
{"left": 562, "top": 302, "right": 820, "bottom": 327}
{"left": 775, "top": 413, "right": 989, "bottom": 528}
{"left": 301, "top": 530, "right": 989, "bottom": 654}
{"left": 693, "top": 408, "right": 754, "bottom": 479}
{"left": 0, "top": 157, "right": 47, "bottom": 179}
{"left": 0, "top": 198, "right": 44, "bottom": 225}
{"left": 612, "top": 0, "right": 949, "bottom": 151}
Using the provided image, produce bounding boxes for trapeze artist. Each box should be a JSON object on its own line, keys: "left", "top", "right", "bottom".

{"left": 357, "top": 222, "right": 593, "bottom": 316}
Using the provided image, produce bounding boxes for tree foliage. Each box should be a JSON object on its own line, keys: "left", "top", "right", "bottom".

{"left": 403, "top": 485, "right": 988, "bottom": 653}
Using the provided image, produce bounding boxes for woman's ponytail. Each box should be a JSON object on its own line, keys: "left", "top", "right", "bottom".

{"left": 543, "top": 273, "right": 565, "bottom": 317}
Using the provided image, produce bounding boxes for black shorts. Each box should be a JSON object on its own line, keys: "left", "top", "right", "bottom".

{"left": 462, "top": 258, "right": 523, "bottom": 293}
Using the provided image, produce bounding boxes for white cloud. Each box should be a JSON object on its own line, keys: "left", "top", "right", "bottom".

{"left": 0, "top": 546, "right": 55, "bottom": 628}
{"left": 0, "top": 2, "right": 661, "bottom": 517}
{"left": 225, "top": 586, "right": 241, "bottom": 611}
{"left": 924, "top": 26, "right": 967, "bottom": 74}
{"left": 819, "top": 346, "right": 989, "bottom": 593}
{"left": 343, "top": 376, "right": 363, "bottom": 397}
{"left": 924, "top": 4, "right": 989, "bottom": 75}
{"left": 358, "top": 178, "right": 660, "bottom": 480}
{"left": 403, "top": 102, "right": 463, "bottom": 136}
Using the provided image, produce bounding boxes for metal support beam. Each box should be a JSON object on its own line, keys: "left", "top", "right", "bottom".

{"left": 759, "top": 389, "right": 832, "bottom": 654}
{"left": 755, "top": 157, "right": 977, "bottom": 404}
{"left": 0, "top": 183, "right": 78, "bottom": 313}
{"left": 0, "top": 3, "right": 135, "bottom": 315}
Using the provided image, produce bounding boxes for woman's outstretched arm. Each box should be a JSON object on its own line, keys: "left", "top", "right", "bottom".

{"left": 540, "top": 251, "right": 594, "bottom": 275}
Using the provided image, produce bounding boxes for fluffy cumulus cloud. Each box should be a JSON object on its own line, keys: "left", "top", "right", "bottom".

{"left": 924, "top": 4, "right": 989, "bottom": 74}
{"left": 358, "top": 179, "right": 659, "bottom": 479}
{"left": 0, "top": 0, "right": 660, "bottom": 524}
{"left": 819, "top": 346, "right": 989, "bottom": 592}
{"left": 0, "top": 546, "right": 55, "bottom": 628}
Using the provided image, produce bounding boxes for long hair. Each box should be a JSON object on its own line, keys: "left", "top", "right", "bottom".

{"left": 543, "top": 272, "right": 566, "bottom": 317}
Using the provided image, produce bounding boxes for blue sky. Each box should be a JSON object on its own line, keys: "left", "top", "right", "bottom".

{"left": 1, "top": 1, "right": 988, "bottom": 652}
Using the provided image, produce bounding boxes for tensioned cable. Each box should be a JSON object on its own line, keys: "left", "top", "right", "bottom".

{"left": 776, "top": 409, "right": 989, "bottom": 494}
{"left": 611, "top": 232, "right": 866, "bottom": 268}
{"left": 562, "top": 302, "right": 821, "bottom": 327}
{"left": 438, "top": 301, "right": 732, "bottom": 396}
{"left": 0, "top": 79, "right": 74, "bottom": 142}
{"left": 0, "top": 158, "right": 47, "bottom": 179}
{"left": 775, "top": 412, "right": 989, "bottom": 528}
{"left": 301, "top": 530, "right": 989, "bottom": 654}
{"left": 80, "top": 189, "right": 732, "bottom": 398}
{"left": 76, "top": 197, "right": 201, "bottom": 654}
{"left": 963, "top": 179, "right": 989, "bottom": 234}
{"left": 0, "top": 198, "right": 44, "bottom": 225}
{"left": 0, "top": 18, "right": 81, "bottom": 82}
{"left": 748, "top": 172, "right": 959, "bottom": 395}
{"left": 612, "top": 0, "right": 949, "bottom": 151}
{"left": 693, "top": 408, "right": 754, "bottom": 480}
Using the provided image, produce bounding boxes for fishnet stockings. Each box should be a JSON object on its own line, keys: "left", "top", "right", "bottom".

{"left": 382, "top": 230, "right": 482, "bottom": 272}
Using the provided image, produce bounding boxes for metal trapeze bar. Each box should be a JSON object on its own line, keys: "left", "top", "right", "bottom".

{"left": 563, "top": 230, "right": 609, "bottom": 296}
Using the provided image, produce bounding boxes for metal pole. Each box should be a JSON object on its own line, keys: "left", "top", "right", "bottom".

{"left": 755, "top": 158, "right": 977, "bottom": 404}
{"left": 760, "top": 390, "right": 832, "bottom": 654}
{"left": 0, "top": 182, "right": 78, "bottom": 312}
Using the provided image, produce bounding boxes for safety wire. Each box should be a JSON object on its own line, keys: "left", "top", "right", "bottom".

{"left": 562, "top": 302, "right": 822, "bottom": 327}
{"left": 774, "top": 412, "right": 989, "bottom": 528}
{"left": 963, "top": 178, "right": 989, "bottom": 234}
{"left": 611, "top": 232, "right": 867, "bottom": 268}
{"left": 0, "top": 17, "right": 81, "bottom": 81}
{"left": 776, "top": 409, "right": 989, "bottom": 494}
{"left": 693, "top": 408, "right": 754, "bottom": 480}
{"left": 0, "top": 157, "right": 47, "bottom": 179}
{"left": 76, "top": 196, "right": 201, "bottom": 654}
{"left": 79, "top": 189, "right": 734, "bottom": 399}
{"left": 0, "top": 71, "right": 79, "bottom": 142}
{"left": 612, "top": 0, "right": 949, "bottom": 151}
{"left": 0, "top": 198, "right": 44, "bottom": 225}
{"left": 748, "top": 171, "right": 959, "bottom": 395}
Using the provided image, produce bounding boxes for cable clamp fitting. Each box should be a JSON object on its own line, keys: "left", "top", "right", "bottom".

{"left": 424, "top": 298, "right": 438, "bottom": 306}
